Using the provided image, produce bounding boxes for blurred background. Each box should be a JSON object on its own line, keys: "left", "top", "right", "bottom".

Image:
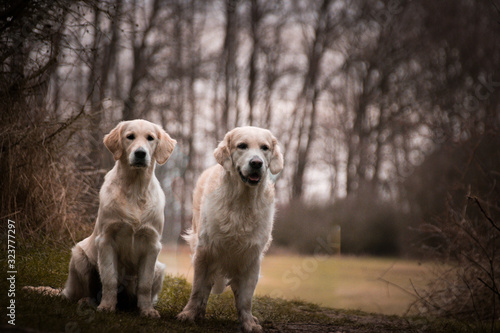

{"left": 1, "top": 0, "right": 499, "bottom": 323}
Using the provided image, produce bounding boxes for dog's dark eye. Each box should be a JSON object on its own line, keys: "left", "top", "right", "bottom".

{"left": 237, "top": 143, "right": 248, "bottom": 150}
{"left": 126, "top": 134, "right": 135, "bottom": 140}
{"left": 147, "top": 135, "right": 154, "bottom": 141}
{"left": 261, "top": 145, "right": 269, "bottom": 151}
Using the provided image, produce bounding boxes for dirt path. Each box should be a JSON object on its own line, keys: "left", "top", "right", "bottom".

{"left": 264, "top": 307, "right": 434, "bottom": 332}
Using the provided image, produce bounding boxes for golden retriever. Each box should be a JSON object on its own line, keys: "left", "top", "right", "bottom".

{"left": 177, "top": 126, "right": 283, "bottom": 332}
{"left": 25, "top": 119, "right": 176, "bottom": 318}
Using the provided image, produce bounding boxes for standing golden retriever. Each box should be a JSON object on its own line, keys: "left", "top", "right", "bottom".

{"left": 177, "top": 126, "right": 283, "bottom": 332}
{"left": 26, "top": 119, "right": 176, "bottom": 318}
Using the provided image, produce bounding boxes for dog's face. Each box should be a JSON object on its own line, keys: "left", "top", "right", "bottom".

{"left": 214, "top": 126, "right": 284, "bottom": 186}
{"left": 104, "top": 119, "right": 177, "bottom": 168}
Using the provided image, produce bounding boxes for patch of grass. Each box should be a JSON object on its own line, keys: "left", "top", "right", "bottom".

{"left": 16, "top": 242, "right": 72, "bottom": 288}
{"left": 1, "top": 242, "right": 488, "bottom": 332}
{"left": 161, "top": 249, "right": 436, "bottom": 315}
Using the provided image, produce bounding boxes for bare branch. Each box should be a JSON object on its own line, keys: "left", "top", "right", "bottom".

{"left": 468, "top": 196, "right": 500, "bottom": 232}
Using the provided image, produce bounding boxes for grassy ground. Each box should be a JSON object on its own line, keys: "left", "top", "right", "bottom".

{"left": 161, "top": 246, "right": 433, "bottom": 315}
{"left": 0, "top": 242, "right": 483, "bottom": 332}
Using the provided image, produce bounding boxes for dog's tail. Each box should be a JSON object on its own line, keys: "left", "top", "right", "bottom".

{"left": 23, "top": 286, "right": 62, "bottom": 297}
{"left": 181, "top": 228, "right": 198, "bottom": 252}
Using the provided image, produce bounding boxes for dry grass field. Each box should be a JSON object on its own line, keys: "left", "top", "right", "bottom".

{"left": 159, "top": 246, "right": 433, "bottom": 316}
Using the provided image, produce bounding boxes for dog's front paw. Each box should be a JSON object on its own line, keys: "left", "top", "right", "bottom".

{"left": 240, "top": 316, "right": 263, "bottom": 333}
{"left": 141, "top": 308, "right": 160, "bottom": 318}
{"left": 177, "top": 309, "right": 197, "bottom": 322}
{"left": 241, "top": 321, "right": 263, "bottom": 333}
{"left": 97, "top": 303, "right": 115, "bottom": 313}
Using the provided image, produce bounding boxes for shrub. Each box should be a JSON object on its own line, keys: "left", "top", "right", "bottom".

{"left": 0, "top": 0, "right": 99, "bottom": 243}
{"left": 273, "top": 196, "right": 403, "bottom": 256}
{"left": 414, "top": 195, "right": 499, "bottom": 325}
{"left": 0, "top": 110, "right": 98, "bottom": 243}
{"left": 412, "top": 133, "right": 500, "bottom": 327}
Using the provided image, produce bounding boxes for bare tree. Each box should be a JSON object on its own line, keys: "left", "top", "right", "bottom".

{"left": 122, "top": 0, "right": 165, "bottom": 120}
{"left": 290, "top": 0, "right": 340, "bottom": 199}
{"left": 217, "top": 0, "right": 240, "bottom": 137}
{"left": 246, "top": 0, "right": 262, "bottom": 126}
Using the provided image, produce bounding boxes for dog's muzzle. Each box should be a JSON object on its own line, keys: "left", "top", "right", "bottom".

{"left": 131, "top": 148, "right": 148, "bottom": 168}
{"left": 239, "top": 157, "right": 263, "bottom": 186}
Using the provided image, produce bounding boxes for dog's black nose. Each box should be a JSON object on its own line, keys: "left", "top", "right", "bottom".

{"left": 249, "top": 157, "right": 263, "bottom": 169}
{"left": 134, "top": 150, "right": 146, "bottom": 159}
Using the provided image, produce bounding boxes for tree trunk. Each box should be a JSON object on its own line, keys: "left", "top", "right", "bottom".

{"left": 291, "top": 0, "right": 331, "bottom": 200}
{"left": 247, "top": 0, "right": 261, "bottom": 126}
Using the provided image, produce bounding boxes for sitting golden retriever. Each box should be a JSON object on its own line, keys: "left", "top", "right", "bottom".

{"left": 177, "top": 126, "right": 283, "bottom": 332}
{"left": 25, "top": 119, "right": 176, "bottom": 318}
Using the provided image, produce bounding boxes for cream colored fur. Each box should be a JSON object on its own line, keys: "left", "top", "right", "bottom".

{"left": 177, "top": 126, "right": 284, "bottom": 333}
{"left": 25, "top": 119, "right": 176, "bottom": 318}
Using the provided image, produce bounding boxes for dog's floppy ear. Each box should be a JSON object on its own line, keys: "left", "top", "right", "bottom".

{"left": 104, "top": 122, "right": 125, "bottom": 161}
{"left": 214, "top": 130, "right": 233, "bottom": 171}
{"left": 154, "top": 125, "right": 177, "bottom": 165}
{"left": 269, "top": 136, "right": 284, "bottom": 175}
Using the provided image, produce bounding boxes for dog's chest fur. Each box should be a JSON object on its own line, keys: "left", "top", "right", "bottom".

{"left": 95, "top": 173, "right": 164, "bottom": 268}
{"left": 200, "top": 182, "right": 274, "bottom": 255}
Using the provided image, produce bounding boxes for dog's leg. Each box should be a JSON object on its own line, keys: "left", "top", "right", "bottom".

{"left": 96, "top": 235, "right": 118, "bottom": 312}
{"left": 62, "top": 244, "right": 94, "bottom": 302}
{"left": 62, "top": 252, "right": 84, "bottom": 301}
{"left": 136, "top": 238, "right": 162, "bottom": 318}
{"left": 151, "top": 261, "right": 166, "bottom": 306}
{"left": 231, "top": 260, "right": 263, "bottom": 333}
{"left": 177, "top": 248, "right": 213, "bottom": 322}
